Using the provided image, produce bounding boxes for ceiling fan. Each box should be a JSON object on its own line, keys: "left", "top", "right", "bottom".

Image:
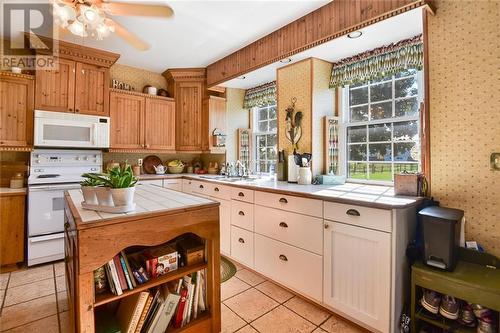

{"left": 52, "top": 0, "right": 174, "bottom": 50}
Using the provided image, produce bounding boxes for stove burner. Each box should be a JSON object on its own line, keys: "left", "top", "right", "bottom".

{"left": 37, "top": 174, "right": 61, "bottom": 178}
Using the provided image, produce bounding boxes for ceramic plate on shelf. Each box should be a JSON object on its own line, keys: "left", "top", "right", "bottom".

{"left": 143, "top": 155, "right": 163, "bottom": 174}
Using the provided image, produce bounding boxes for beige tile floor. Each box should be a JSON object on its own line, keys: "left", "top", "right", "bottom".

{"left": 0, "top": 259, "right": 368, "bottom": 333}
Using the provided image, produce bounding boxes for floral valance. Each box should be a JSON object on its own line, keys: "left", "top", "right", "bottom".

{"left": 329, "top": 34, "right": 423, "bottom": 88}
{"left": 243, "top": 81, "right": 276, "bottom": 109}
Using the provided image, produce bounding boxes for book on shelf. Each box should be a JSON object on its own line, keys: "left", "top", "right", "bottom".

{"left": 149, "top": 285, "right": 181, "bottom": 333}
{"left": 113, "top": 255, "right": 129, "bottom": 291}
{"left": 116, "top": 291, "right": 149, "bottom": 333}
{"left": 107, "top": 258, "right": 123, "bottom": 296}
{"left": 121, "top": 250, "right": 137, "bottom": 289}
{"left": 134, "top": 292, "right": 154, "bottom": 333}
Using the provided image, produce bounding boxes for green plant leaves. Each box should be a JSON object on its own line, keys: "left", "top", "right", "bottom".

{"left": 80, "top": 165, "right": 137, "bottom": 188}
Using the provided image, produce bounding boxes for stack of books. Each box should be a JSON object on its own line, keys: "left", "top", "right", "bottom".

{"left": 97, "top": 270, "right": 207, "bottom": 333}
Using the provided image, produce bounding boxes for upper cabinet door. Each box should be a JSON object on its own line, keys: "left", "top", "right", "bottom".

{"left": 0, "top": 75, "right": 34, "bottom": 147}
{"left": 109, "top": 92, "right": 144, "bottom": 149}
{"left": 35, "top": 58, "right": 75, "bottom": 112}
{"left": 74, "top": 63, "right": 108, "bottom": 116}
{"left": 144, "top": 98, "right": 175, "bottom": 151}
{"left": 176, "top": 82, "right": 203, "bottom": 151}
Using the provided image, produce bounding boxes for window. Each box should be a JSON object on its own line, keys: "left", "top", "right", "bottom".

{"left": 253, "top": 102, "right": 277, "bottom": 173}
{"left": 343, "top": 69, "right": 423, "bottom": 183}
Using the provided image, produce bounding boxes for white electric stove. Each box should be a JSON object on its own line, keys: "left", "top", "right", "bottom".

{"left": 27, "top": 149, "right": 102, "bottom": 266}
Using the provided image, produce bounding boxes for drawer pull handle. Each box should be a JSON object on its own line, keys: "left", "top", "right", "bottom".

{"left": 279, "top": 198, "right": 288, "bottom": 204}
{"left": 279, "top": 254, "right": 288, "bottom": 262}
{"left": 279, "top": 222, "right": 288, "bottom": 228}
{"left": 346, "top": 209, "right": 360, "bottom": 216}
{"left": 238, "top": 192, "right": 245, "bottom": 197}
{"left": 238, "top": 211, "right": 245, "bottom": 216}
{"left": 214, "top": 187, "right": 219, "bottom": 192}
{"left": 238, "top": 238, "right": 245, "bottom": 243}
{"left": 199, "top": 184, "right": 204, "bottom": 189}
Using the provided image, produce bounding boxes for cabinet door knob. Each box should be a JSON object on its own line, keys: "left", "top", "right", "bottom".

{"left": 68, "top": 108, "right": 73, "bottom": 112}
{"left": 238, "top": 192, "right": 244, "bottom": 197}
{"left": 279, "top": 197, "right": 288, "bottom": 204}
{"left": 238, "top": 211, "right": 245, "bottom": 216}
{"left": 238, "top": 238, "right": 245, "bottom": 243}
{"left": 279, "top": 222, "right": 288, "bottom": 228}
{"left": 346, "top": 209, "right": 360, "bottom": 217}
{"left": 324, "top": 223, "right": 330, "bottom": 229}
{"left": 64, "top": 222, "right": 70, "bottom": 229}
{"left": 75, "top": 109, "right": 79, "bottom": 113}
{"left": 199, "top": 184, "right": 204, "bottom": 189}
{"left": 279, "top": 254, "right": 288, "bottom": 262}
{"left": 214, "top": 187, "right": 219, "bottom": 192}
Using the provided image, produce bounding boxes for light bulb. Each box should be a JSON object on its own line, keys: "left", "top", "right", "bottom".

{"left": 68, "top": 20, "right": 88, "bottom": 37}
{"left": 79, "top": 5, "right": 101, "bottom": 28}
{"left": 53, "top": 3, "right": 76, "bottom": 28}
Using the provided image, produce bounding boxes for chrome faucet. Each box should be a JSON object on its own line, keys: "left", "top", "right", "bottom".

{"left": 235, "top": 160, "right": 248, "bottom": 178}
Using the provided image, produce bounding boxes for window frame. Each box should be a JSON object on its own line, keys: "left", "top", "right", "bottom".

{"left": 252, "top": 102, "right": 278, "bottom": 174}
{"left": 341, "top": 70, "right": 424, "bottom": 185}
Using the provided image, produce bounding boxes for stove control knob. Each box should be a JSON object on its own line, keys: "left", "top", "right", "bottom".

{"left": 84, "top": 156, "right": 88, "bottom": 160}
{"left": 36, "top": 159, "right": 41, "bottom": 163}
{"left": 76, "top": 156, "right": 81, "bottom": 161}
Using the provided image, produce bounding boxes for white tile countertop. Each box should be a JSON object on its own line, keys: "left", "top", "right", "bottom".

{"left": 138, "top": 174, "right": 421, "bottom": 209}
{"left": 0, "top": 187, "right": 27, "bottom": 195}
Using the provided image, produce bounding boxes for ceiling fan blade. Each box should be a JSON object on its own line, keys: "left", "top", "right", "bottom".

{"left": 105, "top": 18, "right": 150, "bottom": 51}
{"left": 100, "top": 3, "right": 173, "bottom": 18}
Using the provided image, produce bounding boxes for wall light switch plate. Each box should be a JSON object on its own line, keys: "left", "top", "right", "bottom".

{"left": 491, "top": 153, "right": 500, "bottom": 171}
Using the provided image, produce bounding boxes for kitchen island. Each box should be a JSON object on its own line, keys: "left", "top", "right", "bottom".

{"left": 64, "top": 184, "right": 221, "bottom": 333}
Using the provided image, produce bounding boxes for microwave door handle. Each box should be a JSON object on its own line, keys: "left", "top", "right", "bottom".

{"left": 92, "top": 123, "right": 98, "bottom": 146}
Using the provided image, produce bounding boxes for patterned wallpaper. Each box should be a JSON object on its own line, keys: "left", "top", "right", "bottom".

{"left": 109, "top": 63, "right": 167, "bottom": 91}
{"left": 277, "top": 59, "right": 312, "bottom": 156}
{"left": 428, "top": 0, "right": 500, "bottom": 256}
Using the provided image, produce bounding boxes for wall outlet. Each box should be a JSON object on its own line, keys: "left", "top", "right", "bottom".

{"left": 138, "top": 158, "right": 143, "bottom": 166}
{"left": 491, "top": 153, "right": 500, "bottom": 171}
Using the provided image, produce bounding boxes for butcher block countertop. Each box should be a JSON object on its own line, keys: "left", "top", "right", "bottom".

{"left": 65, "top": 184, "right": 218, "bottom": 229}
{"left": 138, "top": 174, "right": 422, "bottom": 209}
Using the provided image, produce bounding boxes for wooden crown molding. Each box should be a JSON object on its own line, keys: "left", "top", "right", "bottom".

{"left": 109, "top": 88, "right": 174, "bottom": 101}
{"left": 24, "top": 33, "right": 120, "bottom": 68}
{"left": 162, "top": 68, "right": 206, "bottom": 82}
{"left": 0, "top": 71, "right": 35, "bottom": 80}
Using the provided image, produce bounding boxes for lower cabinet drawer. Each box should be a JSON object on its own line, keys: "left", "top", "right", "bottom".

{"left": 254, "top": 191, "right": 323, "bottom": 217}
{"left": 230, "top": 226, "right": 254, "bottom": 268}
{"left": 324, "top": 202, "right": 392, "bottom": 233}
{"left": 162, "top": 179, "right": 182, "bottom": 191}
{"left": 231, "top": 187, "right": 254, "bottom": 203}
{"left": 254, "top": 234, "right": 322, "bottom": 301}
{"left": 231, "top": 200, "right": 254, "bottom": 231}
{"left": 254, "top": 205, "right": 323, "bottom": 255}
{"left": 28, "top": 233, "right": 64, "bottom": 266}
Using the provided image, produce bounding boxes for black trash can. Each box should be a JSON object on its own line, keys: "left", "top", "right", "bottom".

{"left": 418, "top": 206, "right": 464, "bottom": 271}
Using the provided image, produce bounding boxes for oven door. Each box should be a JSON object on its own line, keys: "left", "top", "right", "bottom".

{"left": 28, "top": 184, "right": 80, "bottom": 236}
{"left": 34, "top": 116, "right": 103, "bottom": 148}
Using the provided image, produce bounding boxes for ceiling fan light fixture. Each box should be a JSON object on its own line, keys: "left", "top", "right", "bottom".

{"left": 79, "top": 5, "right": 102, "bottom": 28}
{"left": 68, "top": 20, "right": 88, "bottom": 37}
{"left": 95, "top": 23, "right": 112, "bottom": 40}
{"left": 53, "top": 3, "right": 76, "bottom": 28}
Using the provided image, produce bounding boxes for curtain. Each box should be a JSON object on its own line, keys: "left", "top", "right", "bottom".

{"left": 243, "top": 81, "right": 276, "bottom": 109}
{"left": 329, "top": 34, "right": 423, "bottom": 88}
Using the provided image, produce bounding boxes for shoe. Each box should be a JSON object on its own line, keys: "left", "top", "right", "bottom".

{"left": 458, "top": 302, "right": 476, "bottom": 327}
{"left": 472, "top": 304, "right": 493, "bottom": 318}
{"left": 421, "top": 289, "right": 441, "bottom": 314}
{"left": 477, "top": 312, "right": 498, "bottom": 333}
{"left": 439, "top": 295, "right": 459, "bottom": 320}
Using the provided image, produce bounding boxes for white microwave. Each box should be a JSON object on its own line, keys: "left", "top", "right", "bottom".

{"left": 34, "top": 110, "right": 110, "bottom": 148}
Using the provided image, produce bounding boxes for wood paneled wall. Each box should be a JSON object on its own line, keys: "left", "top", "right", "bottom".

{"left": 207, "top": 0, "right": 431, "bottom": 86}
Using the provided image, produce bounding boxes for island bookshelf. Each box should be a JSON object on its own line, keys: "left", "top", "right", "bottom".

{"left": 64, "top": 187, "right": 221, "bottom": 333}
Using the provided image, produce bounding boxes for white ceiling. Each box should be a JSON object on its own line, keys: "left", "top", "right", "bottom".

{"left": 44, "top": 0, "right": 330, "bottom": 72}
{"left": 221, "top": 8, "right": 423, "bottom": 89}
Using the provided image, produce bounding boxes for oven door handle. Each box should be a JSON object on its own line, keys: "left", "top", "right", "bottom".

{"left": 29, "top": 233, "right": 64, "bottom": 243}
{"left": 29, "top": 184, "right": 80, "bottom": 191}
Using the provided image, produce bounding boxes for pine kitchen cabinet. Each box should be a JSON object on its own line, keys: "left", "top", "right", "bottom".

{"left": 0, "top": 72, "right": 34, "bottom": 150}
{"left": 109, "top": 89, "right": 175, "bottom": 151}
{"left": 35, "top": 60, "right": 108, "bottom": 116}
{"left": 204, "top": 95, "right": 227, "bottom": 153}
{"left": 0, "top": 189, "right": 26, "bottom": 266}
{"left": 33, "top": 35, "right": 119, "bottom": 116}
{"left": 163, "top": 68, "right": 206, "bottom": 152}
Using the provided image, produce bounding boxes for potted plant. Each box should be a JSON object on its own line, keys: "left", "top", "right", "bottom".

{"left": 83, "top": 173, "right": 114, "bottom": 206}
{"left": 100, "top": 165, "right": 138, "bottom": 207}
{"left": 80, "top": 175, "right": 102, "bottom": 205}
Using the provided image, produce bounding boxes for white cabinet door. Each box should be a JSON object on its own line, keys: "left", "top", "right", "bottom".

{"left": 219, "top": 198, "right": 231, "bottom": 256}
{"left": 323, "top": 220, "right": 391, "bottom": 333}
